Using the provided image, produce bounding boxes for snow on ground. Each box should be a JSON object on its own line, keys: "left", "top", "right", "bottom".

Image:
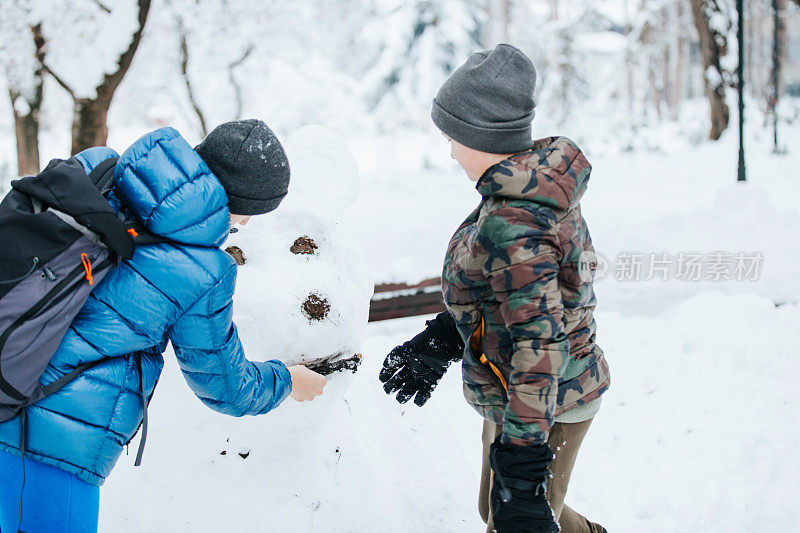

{"left": 1, "top": 97, "right": 798, "bottom": 531}
{"left": 97, "top": 118, "right": 800, "bottom": 532}
{"left": 100, "top": 294, "right": 800, "bottom": 532}
{"left": 101, "top": 321, "right": 484, "bottom": 532}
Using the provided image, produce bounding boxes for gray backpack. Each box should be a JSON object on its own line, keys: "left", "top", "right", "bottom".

{"left": 0, "top": 155, "right": 165, "bottom": 463}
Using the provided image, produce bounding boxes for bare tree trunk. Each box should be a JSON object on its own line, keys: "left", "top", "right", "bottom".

{"left": 9, "top": 24, "right": 46, "bottom": 176}
{"left": 649, "top": 65, "right": 662, "bottom": 119}
{"left": 483, "top": 0, "right": 512, "bottom": 45}
{"left": 745, "top": 0, "right": 755, "bottom": 98}
{"left": 12, "top": 99, "right": 41, "bottom": 176}
{"left": 46, "top": 0, "right": 151, "bottom": 153}
{"left": 773, "top": 0, "right": 786, "bottom": 98}
{"left": 501, "top": 0, "right": 511, "bottom": 42}
{"left": 638, "top": 7, "right": 662, "bottom": 121}
{"left": 662, "top": 7, "right": 670, "bottom": 113}
{"left": 557, "top": 31, "right": 574, "bottom": 122}
{"left": 769, "top": 0, "right": 787, "bottom": 150}
{"left": 72, "top": 0, "right": 151, "bottom": 153}
{"left": 623, "top": 0, "right": 635, "bottom": 114}
{"left": 71, "top": 97, "right": 113, "bottom": 151}
{"left": 753, "top": 1, "right": 765, "bottom": 101}
{"left": 482, "top": 0, "right": 492, "bottom": 46}
{"left": 689, "top": 0, "right": 731, "bottom": 140}
{"left": 666, "top": 2, "right": 687, "bottom": 120}
{"left": 177, "top": 18, "right": 208, "bottom": 137}
{"left": 661, "top": 7, "right": 672, "bottom": 119}
{"left": 228, "top": 45, "right": 254, "bottom": 120}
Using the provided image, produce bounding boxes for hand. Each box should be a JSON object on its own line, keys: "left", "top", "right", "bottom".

{"left": 288, "top": 365, "right": 327, "bottom": 402}
{"left": 379, "top": 311, "right": 464, "bottom": 406}
{"left": 490, "top": 440, "right": 559, "bottom": 533}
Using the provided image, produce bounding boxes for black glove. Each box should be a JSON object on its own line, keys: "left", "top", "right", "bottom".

{"left": 378, "top": 311, "right": 464, "bottom": 406}
{"left": 490, "top": 439, "right": 559, "bottom": 533}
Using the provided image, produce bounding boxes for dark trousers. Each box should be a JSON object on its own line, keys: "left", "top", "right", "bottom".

{"left": 479, "top": 418, "right": 605, "bottom": 533}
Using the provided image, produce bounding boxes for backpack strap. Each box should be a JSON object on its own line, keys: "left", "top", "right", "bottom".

{"left": 18, "top": 408, "right": 27, "bottom": 532}
{"left": 12, "top": 157, "right": 136, "bottom": 261}
{"left": 134, "top": 354, "right": 149, "bottom": 467}
{"left": 39, "top": 360, "right": 106, "bottom": 398}
{"left": 125, "top": 221, "right": 174, "bottom": 247}
{"left": 26, "top": 356, "right": 150, "bottom": 466}
{"left": 87, "top": 157, "right": 119, "bottom": 195}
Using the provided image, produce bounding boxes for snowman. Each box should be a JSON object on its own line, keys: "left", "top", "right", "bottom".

{"left": 225, "top": 126, "right": 373, "bottom": 397}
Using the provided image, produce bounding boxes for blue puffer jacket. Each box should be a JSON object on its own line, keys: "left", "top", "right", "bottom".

{"left": 0, "top": 127, "right": 292, "bottom": 486}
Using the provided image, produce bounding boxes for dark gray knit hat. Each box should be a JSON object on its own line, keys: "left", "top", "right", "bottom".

{"left": 431, "top": 44, "right": 537, "bottom": 154}
{"left": 195, "top": 119, "right": 290, "bottom": 216}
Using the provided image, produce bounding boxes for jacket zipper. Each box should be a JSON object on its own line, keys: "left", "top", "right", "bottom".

{"left": 0, "top": 258, "right": 111, "bottom": 401}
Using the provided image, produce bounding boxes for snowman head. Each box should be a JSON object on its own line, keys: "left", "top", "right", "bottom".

{"left": 280, "top": 125, "right": 360, "bottom": 219}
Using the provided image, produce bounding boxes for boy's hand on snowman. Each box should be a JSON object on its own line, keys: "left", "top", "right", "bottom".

{"left": 379, "top": 311, "right": 464, "bottom": 406}
{"left": 288, "top": 365, "right": 327, "bottom": 401}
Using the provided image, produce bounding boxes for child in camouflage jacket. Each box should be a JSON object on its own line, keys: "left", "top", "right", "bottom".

{"left": 379, "top": 44, "right": 609, "bottom": 533}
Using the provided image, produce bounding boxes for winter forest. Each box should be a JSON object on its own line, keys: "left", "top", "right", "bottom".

{"left": 2, "top": 0, "right": 799, "bottom": 170}
{"left": 1, "top": 0, "right": 799, "bottom": 532}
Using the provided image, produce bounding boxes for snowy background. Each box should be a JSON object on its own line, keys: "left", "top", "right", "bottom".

{"left": 2, "top": 0, "right": 800, "bottom": 532}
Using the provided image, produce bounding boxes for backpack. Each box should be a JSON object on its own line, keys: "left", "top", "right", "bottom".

{"left": 0, "top": 155, "right": 165, "bottom": 465}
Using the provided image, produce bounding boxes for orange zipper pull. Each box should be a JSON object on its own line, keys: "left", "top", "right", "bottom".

{"left": 480, "top": 353, "right": 508, "bottom": 391}
{"left": 472, "top": 316, "right": 508, "bottom": 392}
{"left": 80, "top": 253, "right": 93, "bottom": 285}
{"left": 127, "top": 228, "right": 139, "bottom": 238}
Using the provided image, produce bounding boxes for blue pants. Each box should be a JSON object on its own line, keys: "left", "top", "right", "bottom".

{"left": 0, "top": 449, "right": 99, "bottom": 533}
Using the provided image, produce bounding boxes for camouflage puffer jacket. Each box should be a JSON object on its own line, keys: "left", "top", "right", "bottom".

{"left": 442, "top": 136, "right": 610, "bottom": 446}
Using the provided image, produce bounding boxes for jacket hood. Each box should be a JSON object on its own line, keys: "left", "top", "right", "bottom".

{"left": 476, "top": 136, "right": 591, "bottom": 211}
{"left": 114, "top": 127, "right": 230, "bottom": 247}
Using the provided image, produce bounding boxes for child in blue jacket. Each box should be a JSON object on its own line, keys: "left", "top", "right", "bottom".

{"left": 0, "top": 120, "right": 326, "bottom": 533}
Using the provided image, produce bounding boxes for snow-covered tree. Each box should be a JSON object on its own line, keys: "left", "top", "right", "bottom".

{"left": 689, "top": 0, "right": 736, "bottom": 140}
{"left": 359, "top": 0, "right": 483, "bottom": 127}
{"left": 146, "top": 0, "right": 367, "bottom": 138}
{"left": 37, "top": 0, "right": 152, "bottom": 153}
{"left": 483, "top": 0, "right": 512, "bottom": 46}
{"left": 626, "top": 0, "right": 693, "bottom": 122}
{"left": 161, "top": 0, "right": 271, "bottom": 137}
{"left": 510, "top": 3, "right": 613, "bottom": 126}
{"left": 767, "top": 0, "right": 788, "bottom": 151}
{"left": 0, "top": 3, "right": 46, "bottom": 175}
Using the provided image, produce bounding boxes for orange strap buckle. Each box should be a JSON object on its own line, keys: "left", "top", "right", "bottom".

{"left": 80, "top": 253, "right": 93, "bottom": 285}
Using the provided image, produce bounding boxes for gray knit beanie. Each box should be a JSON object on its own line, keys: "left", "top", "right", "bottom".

{"left": 431, "top": 44, "right": 537, "bottom": 154}
{"left": 195, "top": 119, "right": 290, "bottom": 216}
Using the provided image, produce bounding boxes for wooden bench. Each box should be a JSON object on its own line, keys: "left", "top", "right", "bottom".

{"left": 368, "top": 277, "right": 446, "bottom": 322}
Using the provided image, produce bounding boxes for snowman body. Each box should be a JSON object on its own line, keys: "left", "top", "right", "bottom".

{"left": 226, "top": 126, "right": 372, "bottom": 391}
